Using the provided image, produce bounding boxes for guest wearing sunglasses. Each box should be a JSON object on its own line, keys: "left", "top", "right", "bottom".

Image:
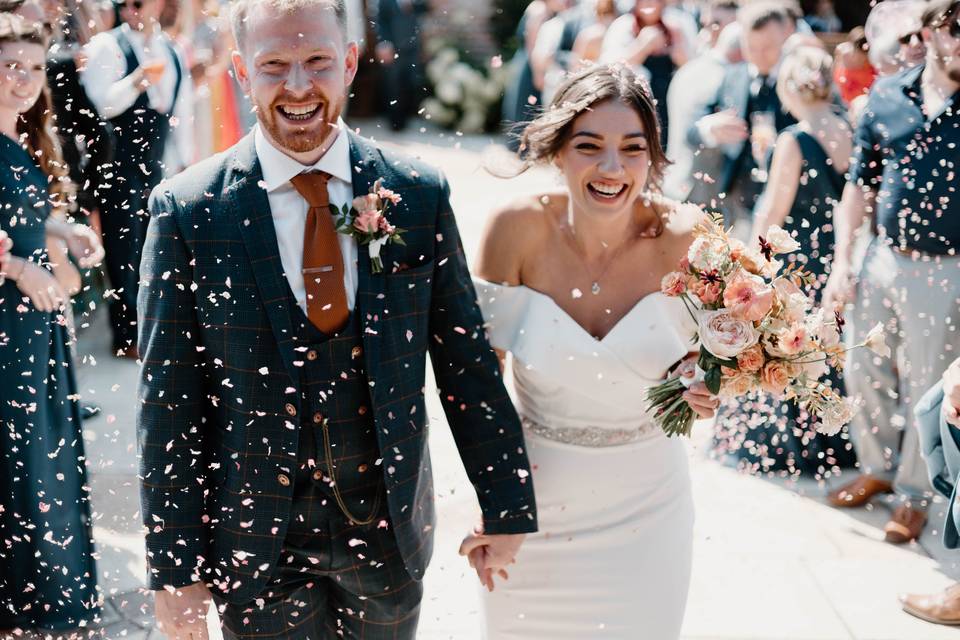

{"left": 79, "top": 0, "right": 192, "bottom": 358}
{"left": 823, "top": 0, "right": 960, "bottom": 548}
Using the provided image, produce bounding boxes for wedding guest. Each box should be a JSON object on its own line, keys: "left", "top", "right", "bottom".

{"left": 529, "top": 0, "right": 589, "bottom": 109}
{"left": 905, "top": 356, "right": 960, "bottom": 625}
{"left": 713, "top": 46, "right": 856, "bottom": 477}
{"left": 694, "top": 0, "right": 739, "bottom": 53}
{"left": 664, "top": 16, "right": 740, "bottom": 204}
{"left": 375, "top": 0, "right": 428, "bottom": 131}
{"left": 80, "top": 0, "right": 193, "bottom": 357}
{"left": 569, "top": 0, "right": 618, "bottom": 68}
{"left": 802, "top": 0, "right": 840, "bottom": 33}
{"left": 687, "top": 1, "right": 796, "bottom": 237}
{"left": 0, "top": 13, "right": 104, "bottom": 636}
{"left": 501, "top": 0, "right": 566, "bottom": 146}
{"left": 832, "top": 27, "right": 874, "bottom": 107}
{"left": 822, "top": 0, "right": 960, "bottom": 545}
{"left": 42, "top": 0, "right": 114, "bottom": 221}
{"left": 601, "top": 0, "right": 694, "bottom": 145}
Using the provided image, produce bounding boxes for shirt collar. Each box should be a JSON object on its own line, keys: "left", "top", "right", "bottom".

{"left": 254, "top": 119, "right": 353, "bottom": 193}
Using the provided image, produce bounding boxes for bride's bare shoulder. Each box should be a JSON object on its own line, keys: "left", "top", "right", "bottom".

{"left": 475, "top": 191, "right": 561, "bottom": 284}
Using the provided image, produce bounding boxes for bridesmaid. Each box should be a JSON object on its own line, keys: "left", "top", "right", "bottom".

{"left": 713, "top": 46, "right": 857, "bottom": 478}
{"left": 0, "top": 13, "right": 105, "bottom": 637}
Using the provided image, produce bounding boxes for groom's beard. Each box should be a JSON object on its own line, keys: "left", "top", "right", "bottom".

{"left": 257, "top": 92, "right": 346, "bottom": 154}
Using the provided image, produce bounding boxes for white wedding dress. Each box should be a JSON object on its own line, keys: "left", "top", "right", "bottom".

{"left": 474, "top": 280, "right": 698, "bottom": 640}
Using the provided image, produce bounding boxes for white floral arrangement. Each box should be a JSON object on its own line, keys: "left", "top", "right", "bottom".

{"left": 421, "top": 43, "right": 507, "bottom": 134}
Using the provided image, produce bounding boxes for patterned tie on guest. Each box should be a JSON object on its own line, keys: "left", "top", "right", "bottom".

{"left": 290, "top": 171, "right": 349, "bottom": 333}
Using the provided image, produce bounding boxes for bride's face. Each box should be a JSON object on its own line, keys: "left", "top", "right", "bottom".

{"left": 555, "top": 100, "right": 652, "bottom": 218}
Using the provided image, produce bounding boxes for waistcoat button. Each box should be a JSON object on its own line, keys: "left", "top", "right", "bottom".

{"left": 277, "top": 473, "right": 291, "bottom": 487}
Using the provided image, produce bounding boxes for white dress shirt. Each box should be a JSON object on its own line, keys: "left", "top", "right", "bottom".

{"left": 81, "top": 24, "right": 194, "bottom": 169}
{"left": 254, "top": 121, "right": 359, "bottom": 313}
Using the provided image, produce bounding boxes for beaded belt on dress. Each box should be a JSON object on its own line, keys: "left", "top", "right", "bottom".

{"left": 522, "top": 417, "right": 659, "bottom": 447}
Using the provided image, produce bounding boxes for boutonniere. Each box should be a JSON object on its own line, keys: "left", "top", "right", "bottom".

{"left": 335, "top": 179, "right": 406, "bottom": 274}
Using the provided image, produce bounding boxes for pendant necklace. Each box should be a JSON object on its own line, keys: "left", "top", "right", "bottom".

{"left": 565, "top": 201, "right": 664, "bottom": 296}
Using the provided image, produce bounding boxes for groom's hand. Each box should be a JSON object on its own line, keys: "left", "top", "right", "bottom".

{"left": 155, "top": 582, "right": 212, "bottom": 639}
{"left": 459, "top": 530, "right": 525, "bottom": 592}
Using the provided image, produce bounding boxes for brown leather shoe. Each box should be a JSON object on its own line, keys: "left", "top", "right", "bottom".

{"left": 827, "top": 475, "right": 893, "bottom": 508}
{"left": 884, "top": 505, "right": 927, "bottom": 544}
{"left": 901, "top": 582, "right": 960, "bottom": 625}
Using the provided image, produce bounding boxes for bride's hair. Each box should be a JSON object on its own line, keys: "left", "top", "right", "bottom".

{"left": 504, "top": 64, "right": 669, "bottom": 188}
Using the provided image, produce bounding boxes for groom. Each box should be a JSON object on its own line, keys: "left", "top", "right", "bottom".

{"left": 135, "top": 0, "right": 537, "bottom": 637}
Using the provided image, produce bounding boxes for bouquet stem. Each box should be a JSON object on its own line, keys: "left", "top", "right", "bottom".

{"left": 647, "top": 377, "right": 698, "bottom": 438}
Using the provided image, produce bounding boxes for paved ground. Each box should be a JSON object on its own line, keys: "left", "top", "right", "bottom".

{"left": 67, "top": 119, "right": 960, "bottom": 639}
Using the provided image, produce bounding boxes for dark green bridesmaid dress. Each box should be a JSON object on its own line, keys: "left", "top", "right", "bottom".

{"left": 0, "top": 134, "right": 99, "bottom": 630}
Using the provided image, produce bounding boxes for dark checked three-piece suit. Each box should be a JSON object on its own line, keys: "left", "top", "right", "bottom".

{"left": 136, "top": 131, "right": 538, "bottom": 638}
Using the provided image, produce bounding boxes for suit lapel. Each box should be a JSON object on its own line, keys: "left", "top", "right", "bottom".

{"left": 349, "top": 131, "right": 387, "bottom": 385}
{"left": 227, "top": 134, "right": 300, "bottom": 382}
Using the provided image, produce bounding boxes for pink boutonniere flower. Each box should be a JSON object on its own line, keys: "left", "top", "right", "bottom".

{"left": 335, "top": 179, "right": 406, "bottom": 274}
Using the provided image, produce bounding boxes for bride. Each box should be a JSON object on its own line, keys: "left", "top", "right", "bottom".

{"left": 461, "top": 64, "right": 719, "bottom": 638}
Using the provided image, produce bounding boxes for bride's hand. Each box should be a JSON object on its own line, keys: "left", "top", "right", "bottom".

{"left": 682, "top": 381, "right": 720, "bottom": 419}
{"left": 459, "top": 529, "right": 515, "bottom": 592}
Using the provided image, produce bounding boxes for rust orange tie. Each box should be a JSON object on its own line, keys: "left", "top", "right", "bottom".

{"left": 290, "top": 172, "right": 349, "bottom": 333}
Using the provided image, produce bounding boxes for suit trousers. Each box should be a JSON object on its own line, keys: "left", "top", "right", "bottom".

{"left": 845, "top": 241, "right": 960, "bottom": 504}
{"left": 214, "top": 427, "right": 422, "bottom": 639}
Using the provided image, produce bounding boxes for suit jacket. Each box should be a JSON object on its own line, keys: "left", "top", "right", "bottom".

{"left": 915, "top": 381, "right": 960, "bottom": 549}
{"left": 136, "top": 131, "right": 538, "bottom": 603}
{"left": 685, "top": 62, "right": 796, "bottom": 195}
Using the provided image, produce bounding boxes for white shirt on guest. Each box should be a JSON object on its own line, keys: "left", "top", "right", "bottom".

{"left": 80, "top": 23, "right": 194, "bottom": 171}
{"left": 254, "top": 120, "right": 359, "bottom": 313}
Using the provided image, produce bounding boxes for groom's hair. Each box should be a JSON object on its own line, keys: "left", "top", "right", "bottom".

{"left": 230, "top": 0, "right": 348, "bottom": 53}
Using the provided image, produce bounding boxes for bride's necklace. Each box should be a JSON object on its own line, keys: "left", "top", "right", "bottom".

{"left": 564, "top": 204, "right": 664, "bottom": 296}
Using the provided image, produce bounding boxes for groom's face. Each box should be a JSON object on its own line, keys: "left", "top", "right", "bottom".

{"left": 233, "top": 2, "right": 358, "bottom": 160}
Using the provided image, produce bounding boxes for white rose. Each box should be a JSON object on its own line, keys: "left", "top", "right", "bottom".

{"left": 765, "top": 225, "right": 802, "bottom": 254}
{"left": 698, "top": 309, "right": 762, "bottom": 359}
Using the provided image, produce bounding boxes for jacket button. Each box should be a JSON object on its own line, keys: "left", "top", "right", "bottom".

{"left": 285, "top": 403, "right": 297, "bottom": 417}
{"left": 313, "top": 412, "right": 323, "bottom": 424}
{"left": 357, "top": 464, "right": 368, "bottom": 473}
{"left": 306, "top": 350, "right": 318, "bottom": 361}
{"left": 358, "top": 405, "right": 368, "bottom": 416}
{"left": 312, "top": 469, "right": 324, "bottom": 481}
{"left": 351, "top": 346, "right": 363, "bottom": 359}
{"left": 277, "top": 473, "right": 291, "bottom": 487}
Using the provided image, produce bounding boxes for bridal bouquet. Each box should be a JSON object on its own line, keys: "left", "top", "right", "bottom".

{"left": 649, "top": 214, "right": 890, "bottom": 438}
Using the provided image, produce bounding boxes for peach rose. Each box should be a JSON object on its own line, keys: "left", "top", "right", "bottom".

{"left": 722, "top": 270, "right": 774, "bottom": 322}
{"left": 720, "top": 372, "right": 760, "bottom": 398}
{"left": 760, "top": 360, "right": 792, "bottom": 396}
{"left": 660, "top": 271, "right": 688, "bottom": 297}
{"left": 737, "top": 344, "right": 766, "bottom": 373}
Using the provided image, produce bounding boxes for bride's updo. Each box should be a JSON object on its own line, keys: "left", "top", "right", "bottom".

{"left": 515, "top": 64, "right": 669, "bottom": 188}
